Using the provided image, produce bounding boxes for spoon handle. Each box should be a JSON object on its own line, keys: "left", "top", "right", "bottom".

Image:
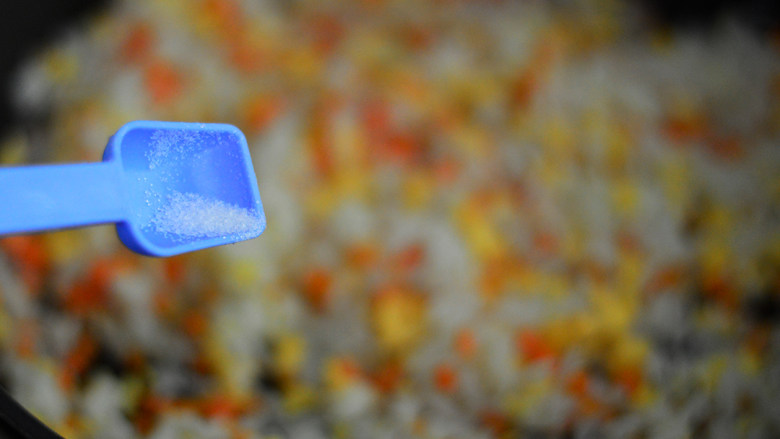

{"left": 0, "top": 161, "right": 125, "bottom": 235}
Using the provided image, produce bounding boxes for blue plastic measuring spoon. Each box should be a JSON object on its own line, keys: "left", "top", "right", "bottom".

{"left": 0, "top": 120, "right": 266, "bottom": 256}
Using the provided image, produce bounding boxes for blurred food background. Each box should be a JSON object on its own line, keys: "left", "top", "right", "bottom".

{"left": 0, "top": 0, "right": 779, "bottom": 438}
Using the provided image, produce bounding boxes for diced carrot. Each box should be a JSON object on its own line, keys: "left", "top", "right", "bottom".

{"left": 338, "top": 357, "right": 362, "bottom": 381}
{"left": 60, "top": 333, "right": 98, "bottom": 391}
{"left": 402, "top": 24, "right": 432, "bottom": 51}
{"left": 614, "top": 366, "right": 642, "bottom": 397}
{"left": 663, "top": 114, "right": 707, "bottom": 143}
{"left": 480, "top": 257, "right": 508, "bottom": 300}
{"left": 121, "top": 23, "right": 154, "bottom": 63}
{"left": 566, "top": 370, "right": 590, "bottom": 397}
{"left": 124, "top": 349, "right": 147, "bottom": 373}
{"left": 511, "top": 70, "right": 538, "bottom": 109}
{"left": 144, "top": 60, "right": 184, "bottom": 106}
{"left": 434, "top": 363, "right": 458, "bottom": 393}
{"left": 479, "top": 410, "right": 512, "bottom": 437}
{"left": 516, "top": 329, "right": 556, "bottom": 363}
{"left": 153, "top": 288, "right": 176, "bottom": 316}
{"left": 533, "top": 231, "right": 559, "bottom": 256}
{"left": 302, "top": 267, "right": 332, "bottom": 313}
{"left": 616, "top": 231, "right": 641, "bottom": 254}
{"left": 199, "top": 0, "right": 246, "bottom": 44}
{"left": 433, "top": 159, "right": 460, "bottom": 185}
{"left": 227, "top": 422, "right": 253, "bottom": 439}
{"left": 229, "top": 40, "right": 266, "bottom": 74}
{"left": 393, "top": 243, "right": 425, "bottom": 272}
{"left": 183, "top": 311, "right": 209, "bottom": 337}
{"left": 583, "top": 260, "right": 611, "bottom": 285}
{"left": 362, "top": 100, "right": 392, "bottom": 140}
{"left": 190, "top": 351, "right": 215, "bottom": 375}
{"left": 746, "top": 327, "right": 770, "bottom": 356}
{"left": 454, "top": 328, "right": 477, "bottom": 359}
{"left": 326, "top": 356, "right": 363, "bottom": 390}
{"left": 0, "top": 235, "right": 50, "bottom": 292}
{"left": 309, "top": 112, "right": 334, "bottom": 177}
{"left": 0, "top": 235, "right": 48, "bottom": 270}
{"left": 163, "top": 256, "right": 187, "bottom": 285}
{"left": 345, "top": 242, "right": 380, "bottom": 268}
{"left": 194, "top": 284, "right": 221, "bottom": 307}
{"left": 308, "top": 14, "right": 344, "bottom": 53}
{"left": 200, "top": 393, "right": 241, "bottom": 419}
{"left": 381, "top": 132, "right": 423, "bottom": 164}
{"left": 707, "top": 135, "right": 744, "bottom": 161}
{"left": 64, "top": 414, "right": 84, "bottom": 436}
{"left": 701, "top": 274, "right": 738, "bottom": 311}
{"left": 202, "top": 0, "right": 242, "bottom": 30}
{"left": 509, "top": 36, "right": 560, "bottom": 109}
{"left": 134, "top": 393, "right": 171, "bottom": 434}
{"left": 64, "top": 256, "right": 132, "bottom": 315}
{"left": 244, "top": 96, "right": 283, "bottom": 132}
{"left": 371, "top": 361, "right": 403, "bottom": 394}
{"left": 577, "top": 394, "right": 604, "bottom": 417}
{"left": 14, "top": 319, "right": 38, "bottom": 359}
{"left": 644, "top": 265, "right": 685, "bottom": 294}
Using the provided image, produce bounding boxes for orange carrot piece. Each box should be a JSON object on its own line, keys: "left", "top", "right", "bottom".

{"left": 479, "top": 410, "right": 512, "bottom": 437}
{"left": 346, "top": 243, "right": 380, "bottom": 269}
{"left": 121, "top": 23, "right": 154, "bottom": 63}
{"left": 371, "top": 361, "right": 403, "bottom": 394}
{"left": 566, "top": 370, "right": 590, "bottom": 397}
{"left": 614, "top": 366, "right": 642, "bottom": 397}
{"left": 644, "top": 265, "right": 686, "bottom": 294}
{"left": 244, "top": 96, "right": 283, "bottom": 132}
{"left": 202, "top": 0, "right": 242, "bottom": 31}
{"left": 60, "top": 333, "right": 98, "bottom": 391}
{"left": 302, "top": 267, "right": 332, "bottom": 313}
{"left": 144, "top": 60, "right": 184, "bottom": 106}
{"left": 454, "top": 328, "right": 478, "bottom": 360}
{"left": 0, "top": 235, "right": 50, "bottom": 292}
{"left": 516, "top": 329, "right": 556, "bottom": 363}
{"left": 229, "top": 40, "right": 266, "bottom": 74}
{"left": 14, "top": 319, "right": 39, "bottom": 359}
{"left": 64, "top": 256, "right": 131, "bottom": 315}
{"left": 393, "top": 243, "right": 425, "bottom": 272}
{"left": 163, "top": 256, "right": 187, "bottom": 285}
{"left": 183, "top": 311, "right": 209, "bottom": 338}
{"left": 533, "top": 231, "right": 559, "bottom": 256}
{"left": 434, "top": 363, "right": 458, "bottom": 394}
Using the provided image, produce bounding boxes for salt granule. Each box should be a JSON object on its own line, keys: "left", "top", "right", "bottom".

{"left": 150, "top": 191, "right": 262, "bottom": 240}
{"left": 146, "top": 130, "right": 196, "bottom": 170}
